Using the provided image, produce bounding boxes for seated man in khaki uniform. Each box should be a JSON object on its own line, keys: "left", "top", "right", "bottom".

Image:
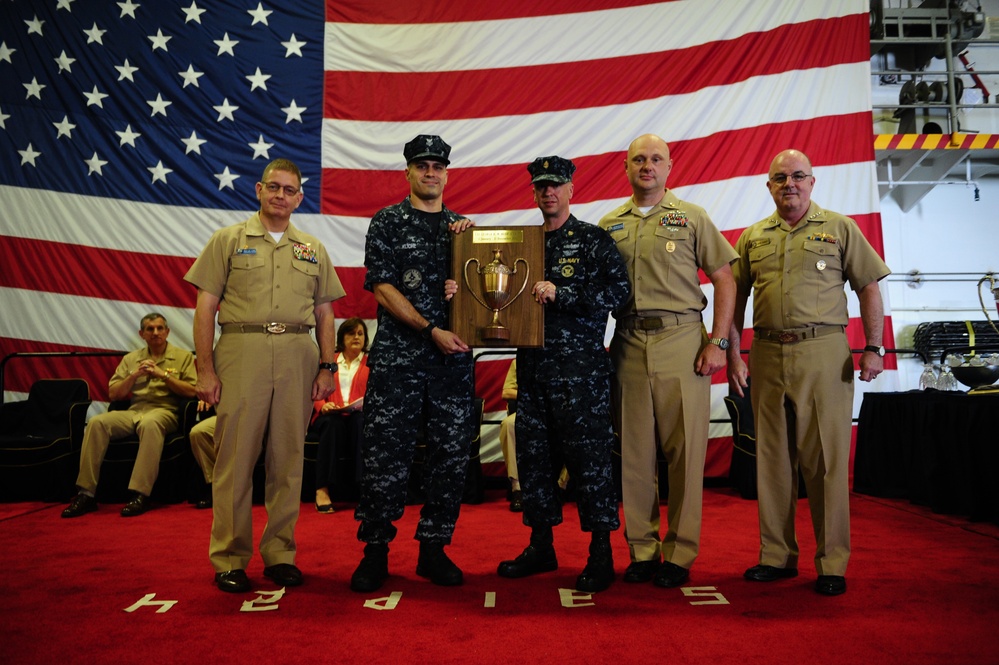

{"left": 62, "top": 312, "right": 197, "bottom": 518}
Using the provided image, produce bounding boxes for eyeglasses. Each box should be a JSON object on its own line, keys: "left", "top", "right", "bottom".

{"left": 260, "top": 181, "right": 300, "bottom": 197}
{"left": 770, "top": 172, "right": 811, "bottom": 185}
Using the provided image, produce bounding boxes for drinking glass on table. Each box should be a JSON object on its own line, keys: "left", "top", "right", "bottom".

{"left": 918, "top": 363, "right": 938, "bottom": 390}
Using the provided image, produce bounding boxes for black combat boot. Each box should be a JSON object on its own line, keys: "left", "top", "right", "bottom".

{"left": 576, "top": 530, "right": 614, "bottom": 592}
{"left": 416, "top": 541, "right": 463, "bottom": 586}
{"left": 497, "top": 525, "right": 558, "bottom": 578}
{"left": 350, "top": 543, "right": 389, "bottom": 592}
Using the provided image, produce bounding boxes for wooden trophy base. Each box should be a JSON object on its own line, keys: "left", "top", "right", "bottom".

{"left": 451, "top": 226, "right": 545, "bottom": 348}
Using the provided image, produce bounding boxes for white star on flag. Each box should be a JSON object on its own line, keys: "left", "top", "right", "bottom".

{"left": 282, "top": 34, "right": 306, "bottom": 57}
{"left": 147, "top": 93, "right": 172, "bottom": 116}
{"left": 149, "top": 29, "right": 172, "bottom": 52}
{"left": 53, "top": 116, "right": 76, "bottom": 139}
{"left": 213, "top": 98, "right": 239, "bottom": 122}
{"left": 179, "top": 65, "right": 204, "bottom": 88}
{"left": 115, "top": 124, "right": 142, "bottom": 147}
{"left": 215, "top": 166, "right": 240, "bottom": 190}
{"left": 85, "top": 152, "right": 108, "bottom": 176}
{"left": 182, "top": 2, "right": 206, "bottom": 24}
{"left": 148, "top": 161, "right": 173, "bottom": 184}
{"left": 115, "top": 59, "right": 139, "bottom": 82}
{"left": 18, "top": 143, "right": 42, "bottom": 167}
{"left": 25, "top": 16, "right": 45, "bottom": 36}
{"left": 248, "top": 3, "right": 272, "bottom": 26}
{"left": 214, "top": 33, "right": 238, "bottom": 56}
{"left": 117, "top": 1, "right": 140, "bottom": 19}
{"left": 182, "top": 131, "right": 207, "bottom": 155}
{"left": 83, "top": 86, "right": 108, "bottom": 107}
{"left": 83, "top": 23, "right": 106, "bottom": 45}
{"left": 249, "top": 135, "right": 274, "bottom": 159}
{"left": 246, "top": 67, "right": 271, "bottom": 92}
{"left": 0, "top": 42, "right": 16, "bottom": 63}
{"left": 55, "top": 50, "right": 76, "bottom": 74}
{"left": 24, "top": 78, "right": 45, "bottom": 100}
{"left": 282, "top": 100, "right": 306, "bottom": 124}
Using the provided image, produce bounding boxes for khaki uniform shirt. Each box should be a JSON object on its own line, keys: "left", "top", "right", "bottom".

{"left": 184, "top": 212, "right": 345, "bottom": 325}
{"left": 112, "top": 342, "right": 196, "bottom": 413}
{"left": 732, "top": 202, "right": 890, "bottom": 329}
{"left": 599, "top": 189, "right": 737, "bottom": 317}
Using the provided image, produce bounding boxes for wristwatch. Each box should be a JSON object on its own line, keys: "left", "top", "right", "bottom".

{"left": 864, "top": 345, "right": 885, "bottom": 357}
{"left": 420, "top": 323, "right": 436, "bottom": 340}
{"left": 708, "top": 337, "right": 730, "bottom": 350}
{"left": 318, "top": 362, "right": 336, "bottom": 372}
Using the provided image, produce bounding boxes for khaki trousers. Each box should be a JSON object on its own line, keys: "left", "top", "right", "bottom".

{"left": 749, "top": 332, "right": 854, "bottom": 576}
{"left": 209, "top": 332, "right": 317, "bottom": 572}
{"left": 611, "top": 322, "right": 709, "bottom": 568}
{"left": 190, "top": 416, "right": 217, "bottom": 484}
{"left": 76, "top": 407, "right": 178, "bottom": 496}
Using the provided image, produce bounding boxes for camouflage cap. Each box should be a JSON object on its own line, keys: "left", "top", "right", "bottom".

{"left": 527, "top": 155, "right": 576, "bottom": 184}
{"left": 403, "top": 135, "right": 451, "bottom": 165}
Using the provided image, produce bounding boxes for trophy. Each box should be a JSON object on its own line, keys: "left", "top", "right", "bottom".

{"left": 463, "top": 249, "right": 529, "bottom": 342}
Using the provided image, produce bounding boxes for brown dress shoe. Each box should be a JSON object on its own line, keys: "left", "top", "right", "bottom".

{"left": 120, "top": 493, "right": 150, "bottom": 517}
{"left": 62, "top": 493, "right": 97, "bottom": 518}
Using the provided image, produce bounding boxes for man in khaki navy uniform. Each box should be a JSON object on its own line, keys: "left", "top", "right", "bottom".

{"left": 598, "top": 134, "right": 737, "bottom": 588}
{"left": 187, "top": 158, "right": 345, "bottom": 594}
{"left": 727, "top": 149, "right": 889, "bottom": 597}
{"left": 62, "top": 313, "right": 197, "bottom": 518}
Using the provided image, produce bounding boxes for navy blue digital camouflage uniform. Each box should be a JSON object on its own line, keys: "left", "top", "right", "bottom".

{"left": 516, "top": 215, "right": 630, "bottom": 532}
{"left": 356, "top": 196, "right": 475, "bottom": 546}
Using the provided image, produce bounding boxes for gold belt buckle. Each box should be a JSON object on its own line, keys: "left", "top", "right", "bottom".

{"left": 776, "top": 331, "right": 799, "bottom": 344}
{"left": 266, "top": 322, "right": 287, "bottom": 334}
{"left": 639, "top": 317, "right": 663, "bottom": 330}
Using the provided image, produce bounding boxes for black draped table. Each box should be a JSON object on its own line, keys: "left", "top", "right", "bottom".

{"left": 853, "top": 390, "right": 999, "bottom": 524}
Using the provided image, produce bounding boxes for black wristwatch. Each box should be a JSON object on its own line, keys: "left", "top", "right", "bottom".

{"left": 319, "top": 362, "right": 336, "bottom": 372}
{"left": 708, "top": 337, "right": 730, "bottom": 350}
{"left": 420, "top": 323, "right": 436, "bottom": 340}
{"left": 863, "top": 345, "right": 885, "bottom": 357}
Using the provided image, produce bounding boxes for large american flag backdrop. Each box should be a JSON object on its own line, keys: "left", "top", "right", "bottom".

{"left": 0, "top": 0, "right": 890, "bottom": 476}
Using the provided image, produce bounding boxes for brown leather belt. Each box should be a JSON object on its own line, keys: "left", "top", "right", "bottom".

{"left": 754, "top": 325, "right": 843, "bottom": 344}
{"left": 220, "top": 323, "right": 311, "bottom": 335}
{"left": 617, "top": 312, "right": 702, "bottom": 331}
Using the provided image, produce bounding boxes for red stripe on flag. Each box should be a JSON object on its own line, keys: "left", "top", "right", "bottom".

{"left": 0, "top": 236, "right": 373, "bottom": 316}
{"left": 0, "top": 337, "right": 123, "bottom": 398}
{"left": 331, "top": 267, "right": 378, "bottom": 320}
{"left": 324, "top": 15, "right": 867, "bottom": 122}
{"left": 321, "top": 113, "right": 875, "bottom": 218}
{"left": 0, "top": 237, "right": 196, "bottom": 307}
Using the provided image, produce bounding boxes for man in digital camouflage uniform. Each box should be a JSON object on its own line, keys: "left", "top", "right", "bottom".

{"left": 728, "top": 149, "right": 889, "bottom": 597}
{"left": 497, "top": 155, "right": 630, "bottom": 593}
{"left": 351, "top": 135, "right": 476, "bottom": 593}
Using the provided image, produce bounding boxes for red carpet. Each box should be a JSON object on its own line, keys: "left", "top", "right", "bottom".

{"left": 4, "top": 488, "right": 998, "bottom": 664}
